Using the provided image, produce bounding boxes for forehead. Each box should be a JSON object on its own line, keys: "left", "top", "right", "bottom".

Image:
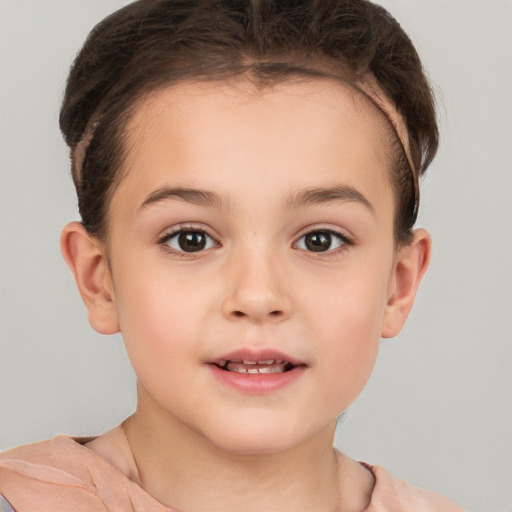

{"left": 128, "top": 77, "right": 390, "bottom": 141}
{"left": 113, "top": 78, "right": 394, "bottom": 216}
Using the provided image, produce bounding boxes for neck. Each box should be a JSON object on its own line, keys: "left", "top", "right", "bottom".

{"left": 120, "top": 388, "right": 373, "bottom": 512}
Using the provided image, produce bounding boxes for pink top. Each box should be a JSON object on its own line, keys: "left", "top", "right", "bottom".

{"left": 0, "top": 431, "right": 465, "bottom": 511}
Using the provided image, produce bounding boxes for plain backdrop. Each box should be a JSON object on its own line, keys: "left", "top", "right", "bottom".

{"left": 1, "top": 1, "right": 511, "bottom": 511}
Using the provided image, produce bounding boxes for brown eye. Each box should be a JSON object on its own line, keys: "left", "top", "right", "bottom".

{"left": 178, "top": 231, "right": 207, "bottom": 252}
{"left": 296, "top": 230, "right": 346, "bottom": 253}
{"left": 163, "top": 230, "right": 216, "bottom": 253}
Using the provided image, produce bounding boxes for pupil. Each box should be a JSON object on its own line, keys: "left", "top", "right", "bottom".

{"left": 178, "top": 231, "right": 206, "bottom": 252}
{"left": 305, "top": 231, "right": 331, "bottom": 252}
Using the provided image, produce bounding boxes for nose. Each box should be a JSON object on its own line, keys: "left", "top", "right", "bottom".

{"left": 221, "top": 246, "right": 291, "bottom": 324}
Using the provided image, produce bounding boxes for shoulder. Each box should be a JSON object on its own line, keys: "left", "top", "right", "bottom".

{"left": 0, "top": 436, "right": 103, "bottom": 510}
{"left": 363, "top": 464, "right": 467, "bottom": 512}
{"left": 0, "top": 436, "right": 91, "bottom": 483}
{"left": 0, "top": 435, "right": 168, "bottom": 511}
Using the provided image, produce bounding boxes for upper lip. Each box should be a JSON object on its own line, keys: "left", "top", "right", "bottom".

{"left": 209, "top": 349, "right": 306, "bottom": 367}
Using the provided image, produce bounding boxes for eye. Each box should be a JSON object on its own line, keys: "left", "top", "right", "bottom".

{"left": 295, "top": 230, "right": 348, "bottom": 253}
{"left": 160, "top": 229, "right": 217, "bottom": 253}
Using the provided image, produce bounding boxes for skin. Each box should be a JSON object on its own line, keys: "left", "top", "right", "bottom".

{"left": 61, "top": 79, "right": 430, "bottom": 511}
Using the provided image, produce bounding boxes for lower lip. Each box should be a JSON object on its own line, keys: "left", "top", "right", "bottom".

{"left": 208, "top": 364, "right": 306, "bottom": 394}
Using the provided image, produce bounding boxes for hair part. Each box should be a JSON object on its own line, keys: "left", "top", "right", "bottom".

{"left": 60, "top": 0, "right": 438, "bottom": 244}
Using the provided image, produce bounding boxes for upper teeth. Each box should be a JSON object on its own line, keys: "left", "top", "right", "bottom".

{"left": 231, "top": 366, "right": 285, "bottom": 374}
{"left": 219, "top": 359, "right": 292, "bottom": 374}
{"left": 218, "top": 359, "right": 284, "bottom": 366}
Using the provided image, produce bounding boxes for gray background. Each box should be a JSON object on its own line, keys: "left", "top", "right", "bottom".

{"left": 1, "top": 1, "right": 511, "bottom": 510}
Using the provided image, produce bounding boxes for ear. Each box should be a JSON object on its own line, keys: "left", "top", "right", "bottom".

{"left": 60, "top": 222, "right": 120, "bottom": 335}
{"left": 381, "top": 228, "right": 431, "bottom": 338}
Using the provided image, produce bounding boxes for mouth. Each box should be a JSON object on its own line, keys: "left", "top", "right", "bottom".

{"left": 215, "top": 359, "right": 297, "bottom": 374}
{"left": 208, "top": 350, "right": 306, "bottom": 392}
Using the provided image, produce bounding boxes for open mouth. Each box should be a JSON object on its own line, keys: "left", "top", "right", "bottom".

{"left": 215, "top": 359, "right": 297, "bottom": 374}
{"left": 209, "top": 352, "right": 306, "bottom": 391}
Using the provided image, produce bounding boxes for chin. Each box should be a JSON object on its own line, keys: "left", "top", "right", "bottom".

{"left": 199, "top": 416, "right": 333, "bottom": 457}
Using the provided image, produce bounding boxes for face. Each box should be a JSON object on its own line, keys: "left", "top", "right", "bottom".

{"left": 103, "top": 79, "right": 400, "bottom": 454}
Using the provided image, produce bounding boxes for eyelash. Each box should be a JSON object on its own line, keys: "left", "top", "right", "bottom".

{"left": 157, "top": 224, "right": 219, "bottom": 257}
{"left": 294, "top": 228, "right": 353, "bottom": 256}
{"left": 157, "top": 226, "right": 353, "bottom": 257}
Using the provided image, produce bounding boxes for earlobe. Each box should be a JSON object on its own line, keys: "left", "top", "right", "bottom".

{"left": 381, "top": 228, "right": 431, "bottom": 338}
{"left": 60, "top": 222, "right": 120, "bottom": 335}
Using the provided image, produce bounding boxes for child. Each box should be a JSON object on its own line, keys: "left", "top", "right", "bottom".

{"left": 0, "top": 0, "right": 466, "bottom": 510}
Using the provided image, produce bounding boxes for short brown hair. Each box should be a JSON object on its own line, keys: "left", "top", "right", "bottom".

{"left": 60, "top": 0, "right": 438, "bottom": 243}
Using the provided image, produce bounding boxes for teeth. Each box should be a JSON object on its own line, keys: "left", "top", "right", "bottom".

{"left": 216, "top": 359, "right": 297, "bottom": 374}
{"left": 230, "top": 366, "right": 285, "bottom": 374}
{"left": 258, "top": 365, "right": 285, "bottom": 374}
{"left": 224, "top": 362, "right": 290, "bottom": 374}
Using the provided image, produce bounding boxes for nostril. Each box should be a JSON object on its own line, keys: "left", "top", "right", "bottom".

{"left": 230, "top": 310, "right": 283, "bottom": 319}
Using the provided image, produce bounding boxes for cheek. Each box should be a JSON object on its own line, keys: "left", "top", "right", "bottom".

{"left": 319, "top": 307, "right": 381, "bottom": 408}
{"left": 304, "top": 257, "right": 392, "bottom": 340}
{"left": 321, "top": 309, "right": 381, "bottom": 408}
{"left": 113, "top": 279, "right": 215, "bottom": 415}
{"left": 110, "top": 258, "right": 208, "bottom": 380}
{"left": 302, "top": 261, "right": 392, "bottom": 407}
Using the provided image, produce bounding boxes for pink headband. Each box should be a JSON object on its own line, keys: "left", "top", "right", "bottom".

{"left": 353, "top": 73, "right": 419, "bottom": 223}
{"left": 70, "top": 120, "right": 97, "bottom": 191}
{"left": 71, "top": 73, "right": 419, "bottom": 223}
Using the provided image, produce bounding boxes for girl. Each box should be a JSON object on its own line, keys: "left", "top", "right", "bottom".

{"left": 0, "top": 1, "right": 467, "bottom": 510}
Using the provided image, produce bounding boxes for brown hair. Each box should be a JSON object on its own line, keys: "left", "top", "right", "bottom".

{"left": 60, "top": 0, "right": 438, "bottom": 244}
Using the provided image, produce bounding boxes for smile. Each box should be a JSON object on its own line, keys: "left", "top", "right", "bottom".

{"left": 216, "top": 360, "right": 296, "bottom": 374}
{"left": 209, "top": 350, "right": 306, "bottom": 393}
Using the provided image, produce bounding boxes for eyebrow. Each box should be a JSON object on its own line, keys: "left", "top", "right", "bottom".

{"left": 140, "top": 187, "right": 227, "bottom": 210}
{"left": 286, "top": 185, "right": 374, "bottom": 213}
{"left": 139, "top": 184, "right": 373, "bottom": 213}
